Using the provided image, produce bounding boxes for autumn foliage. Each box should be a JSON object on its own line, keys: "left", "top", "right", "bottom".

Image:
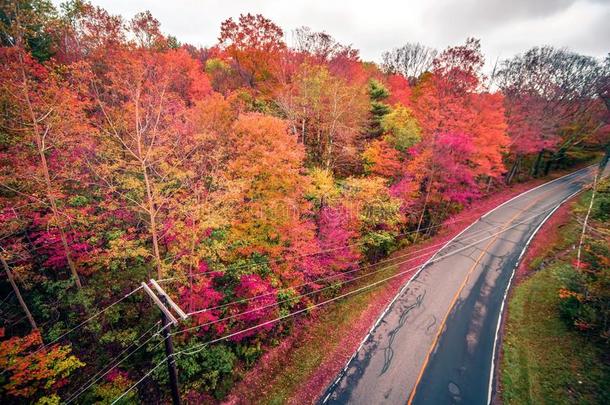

{"left": 0, "top": 1, "right": 607, "bottom": 403}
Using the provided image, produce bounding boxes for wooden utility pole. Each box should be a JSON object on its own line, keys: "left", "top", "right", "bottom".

{"left": 160, "top": 296, "right": 181, "bottom": 405}
{"left": 141, "top": 280, "right": 187, "bottom": 405}
{"left": 1, "top": 253, "right": 37, "bottom": 330}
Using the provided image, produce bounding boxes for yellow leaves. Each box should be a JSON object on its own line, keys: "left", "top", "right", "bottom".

{"left": 307, "top": 168, "right": 339, "bottom": 205}
{"left": 340, "top": 176, "right": 403, "bottom": 230}
{"left": 205, "top": 58, "right": 230, "bottom": 74}
{"left": 380, "top": 104, "right": 422, "bottom": 151}
{"left": 342, "top": 176, "right": 388, "bottom": 200}
{"left": 102, "top": 237, "right": 150, "bottom": 268}
{"left": 120, "top": 176, "right": 145, "bottom": 194}
{"left": 279, "top": 62, "right": 369, "bottom": 170}
{"left": 35, "top": 394, "right": 61, "bottom": 405}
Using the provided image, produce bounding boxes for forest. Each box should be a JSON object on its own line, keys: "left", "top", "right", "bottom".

{"left": 0, "top": 1, "right": 608, "bottom": 403}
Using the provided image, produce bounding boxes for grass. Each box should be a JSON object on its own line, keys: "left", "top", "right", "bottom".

{"left": 236, "top": 261, "right": 401, "bottom": 404}
{"left": 501, "top": 192, "right": 610, "bottom": 405}
{"left": 264, "top": 277, "right": 386, "bottom": 405}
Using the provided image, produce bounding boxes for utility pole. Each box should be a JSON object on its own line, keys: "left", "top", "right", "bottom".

{"left": 141, "top": 280, "right": 187, "bottom": 405}
{"left": 1, "top": 253, "right": 37, "bottom": 331}
{"left": 160, "top": 296, "right": 181, "bottom": 405}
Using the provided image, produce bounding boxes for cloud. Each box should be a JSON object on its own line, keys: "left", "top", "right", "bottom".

{"left": 52, "top": 0, "right": 609, "bottom": 64}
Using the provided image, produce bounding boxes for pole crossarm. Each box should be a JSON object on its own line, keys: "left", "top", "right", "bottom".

{"left": 150, "top": 279, "right": 188, "bottom": 320}
{"left": 141, "top": 282, "right": 179, "bottom": 325}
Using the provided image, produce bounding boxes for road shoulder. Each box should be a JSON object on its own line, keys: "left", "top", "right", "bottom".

{"left": 499, "top": 187, "right": 610, "bottom": 404}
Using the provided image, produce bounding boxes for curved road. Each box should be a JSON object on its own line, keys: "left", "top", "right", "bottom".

{"left": 319, "top": 165, "right": 605, "bottom": 405}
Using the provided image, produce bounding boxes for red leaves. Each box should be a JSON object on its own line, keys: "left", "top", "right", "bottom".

{"left": 219, "top": 13, "right": 286, "bottom": 91}
{"left": 433, "top": 131, "right": 480, "bottom": 204}
{"left": 31, "top": 228, "right": 92, "bottom": 271}
{"left": 386, "top": 74, "right": 413, "bottom": 108}
{"left": 230, "top": 274, "right": 278, "bottom": 341}
{"left": 316, "top": 206, "right": 361, "bottom": 275}
{"left": 180, "top": 274, "right": 226, "bottom": 335}
{"left": 432, "top": 38, "right": 485, "bottom": 94}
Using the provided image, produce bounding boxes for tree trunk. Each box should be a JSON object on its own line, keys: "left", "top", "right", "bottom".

{"left": 142, "top": 162, "right": 163, "bottom": 280}
{"left": 532, "top": 150, "right": 544, "bottom": 177}
{"left": 600, "top": 142, "right": 610, "bottom": 172}
{"left": 325, "top": 136, "right": 334, "bottom": 171}
{"left": 543, "top": 156, "right": 553, "bottom": 176}
{"left": 18, "top": 51, "right": 82, "bottom": 289}
{"left": 415, "top": 179, "right": 432, "bottom": 240}
{"left": 1, "top": 253, "right": 38, "bottom": 331}
{"left": 486, "top": 176, "right": 493, "bottom": 194}
{"left": 505, "top": 155, "right": 520, "bottom": 185}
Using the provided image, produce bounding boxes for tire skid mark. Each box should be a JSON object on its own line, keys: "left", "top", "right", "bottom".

{"left": 380, "top": 290, "right": 426, "bottom": 375}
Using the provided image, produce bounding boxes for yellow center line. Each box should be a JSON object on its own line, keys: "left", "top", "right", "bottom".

{"left": 406, "top": 174, "right": 587, "bottom": 404}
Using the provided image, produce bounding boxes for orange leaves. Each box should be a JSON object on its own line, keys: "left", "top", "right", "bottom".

{"left": 229, "top": 113, "right": 305, "bottom": 187}
{"left": 362, "top": 139, "right": 402, "bottom": 178}
{"left": 189, "top": 92, "right": 236, "bottom": 137}
{"left": 467, "top": 92, "right": 510, "bottom": 178}
{"left": 558, "top": 288, "right": 582, "bottom": 301}
{"left": 219, "top": 13, "right": 286, "bottom": 92}
{"left": 227, "top": 113, "right": 311, "bottom": 259}
{"left": 0, "top": 331, "right": 84, "bottom": 399}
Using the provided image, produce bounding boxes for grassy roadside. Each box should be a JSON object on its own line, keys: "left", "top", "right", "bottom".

{"left": 501, "top": 188, "right": 610, "bottom": 404}
{"left": 262, "top": 265, "right": 395, "bottom": 404}
{"left": 223, "top": 256, "right": 411, "bottom": 405}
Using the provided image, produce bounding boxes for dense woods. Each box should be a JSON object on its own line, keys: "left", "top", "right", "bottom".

{"left": 0, "top": 1, "right": 608, "bottom": 403}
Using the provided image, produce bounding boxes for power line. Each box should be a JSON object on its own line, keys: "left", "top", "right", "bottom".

{"left": 0, "top": 285, "right": 144, "bottom": 377}
{"left": 9, "top": 169, "right": 595, "bottom": 402}
{"left": 182, "top": 202, "right": 558, "bottom": 319}
{"left": 69, "top": 211, "right": 535, "bottom": 402}
{"left": 159, "top": 169, "right": 594, "bottom": 284}
{"left": 64, "top": 320, "right": 165, "bottom": 404}
{"left": 110, "top": 341, "right": 170, "bottom": 405}
{"left": 0, "top": 291, "right": 15, "bottom": 307}
{"left": 109, "top": 203, "right": 562, "bottom": 403}
{"left": 185, "top": 240, "right": 447, "bottom": 317}
{"left": 157, "top": 194, "right": 521, "bottom": 284}
{"left": 172, "top": 205, "right": 556, "bottom": 338}
{"left": 576, "top": 167, "right": 600, "bottom": 268}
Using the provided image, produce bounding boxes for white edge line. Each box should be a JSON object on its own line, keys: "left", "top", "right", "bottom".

{"left": 481, "top": 165, "right": 593, "bottom": 220}
{"left": 485, "top": 188, "right": 581, "bottom": 405}
{"left": 320, "top": 166, "right": 594, "bottom": 404}
{"left": 320, "top": 212, "right": 480, "bottom": 403}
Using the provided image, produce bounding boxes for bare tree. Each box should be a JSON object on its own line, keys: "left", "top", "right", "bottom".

{"left": 291, "top": 26, "right": 357, "bottom": 62}
{"left": 381, "top": 43, "right": 438, "bottom": 83}
{"left": 495, "top": 47, "right": 608, "bottom": 175}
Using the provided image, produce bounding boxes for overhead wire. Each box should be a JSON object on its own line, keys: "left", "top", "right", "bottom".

{"left": 110, "top": 203, "right": 563, "bottom": 403}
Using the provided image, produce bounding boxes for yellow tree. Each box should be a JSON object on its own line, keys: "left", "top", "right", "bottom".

{"left": 277, "top": 63, "right": 368, "bottom": 172}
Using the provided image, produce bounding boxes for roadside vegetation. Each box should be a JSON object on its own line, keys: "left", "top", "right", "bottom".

{"left": 0, "top": 0, "right": 608, "bottom": 403}
{"left": 501, "top": 176, "right": 610, "bottom": 404}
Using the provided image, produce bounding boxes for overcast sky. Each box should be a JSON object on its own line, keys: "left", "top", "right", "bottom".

{"left": 54, "top": 0, "right": 609, "bottom": 65}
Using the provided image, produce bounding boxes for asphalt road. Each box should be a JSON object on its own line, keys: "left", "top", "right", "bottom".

{"left": 319, "top": 166, "right": 605, "bottom": 405}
